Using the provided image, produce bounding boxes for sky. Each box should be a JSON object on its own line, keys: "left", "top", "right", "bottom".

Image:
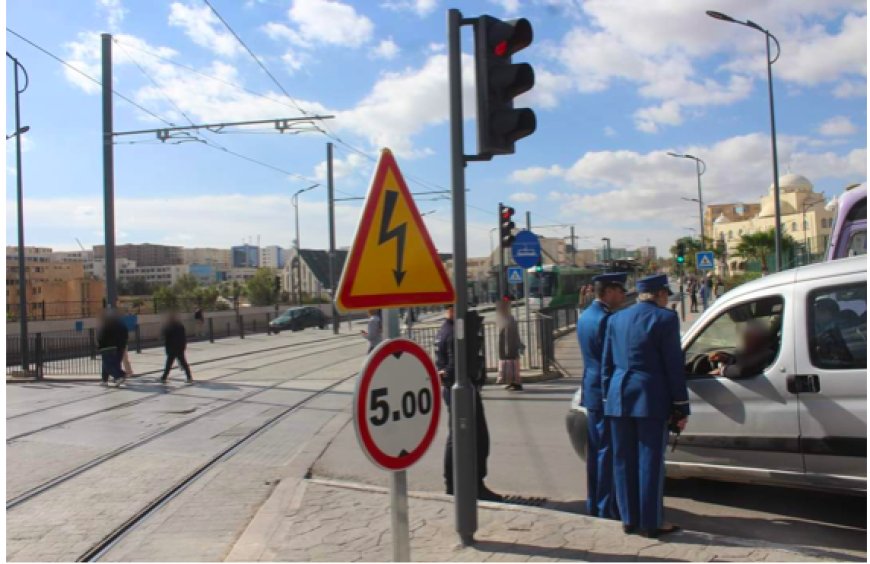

{"left": 5, "top": 0, "right": 867, "bottom": 259}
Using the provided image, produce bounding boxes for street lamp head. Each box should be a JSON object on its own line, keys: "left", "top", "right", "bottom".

{"left": 706, "top": 10, "right": 736, "bottom": 23}
{"left": 18, "top": 125, "right": 30, "bottom": 135}
{"left": 666, "top": 151, "right": 683, "bottom": 158}
{"left": 745, "top": 19, "right": 764, "bottom": 32}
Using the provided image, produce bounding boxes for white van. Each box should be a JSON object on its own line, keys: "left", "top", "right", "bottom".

{"left": 567, "top": 255, "right": 867, "bottom": 493}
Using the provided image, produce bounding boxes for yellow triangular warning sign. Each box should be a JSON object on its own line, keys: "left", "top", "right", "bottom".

{"left": 335, "top": 149, "right": 455, "bottom": 312}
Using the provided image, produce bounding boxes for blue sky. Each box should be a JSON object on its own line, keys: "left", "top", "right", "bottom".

{"left": 5, "top": 0, "right": 867, "bottom": 257}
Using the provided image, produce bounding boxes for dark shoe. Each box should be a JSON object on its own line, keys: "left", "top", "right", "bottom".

{"left": 478, "top": 484, "right": 503, "bottom": 502}
{"left": 622, "top": 524, "right": 637, "bottom": 535}
{"left": 640, "top": 525, "right": 680, "bottom": 539}
{"left": 100, "top": 380, "right": 109, "bottom": 387}
{"left": 160, "top": 376, "right": 168, "bottom": 383}
{"left": 186, "top": 377, "right": 193, "bottom": 384}
{"left": 513, "top": 384, "right": 523, "bottom": 391}
{"left": 445, "top": 485, "right": 453, "bottom": 495}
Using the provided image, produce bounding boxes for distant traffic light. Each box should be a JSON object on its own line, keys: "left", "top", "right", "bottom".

{"left": 474, "top": 15, "right": 536, "bottom": 157}
{"left": 534, "top": 259, "right": 543, "bottom": 273}
{"left": 465, "top": 311, "right": 486, "bottom": 387}
{"left": 499, "top": 203, "right": 516, "bottom": 248}
{"left": 676, "top": 242, "right": 686, "bottom": 264}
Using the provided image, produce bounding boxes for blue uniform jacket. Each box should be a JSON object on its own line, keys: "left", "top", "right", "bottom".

{"left": 576, "top": 300, "right": 610, "bottom": 411}
{"left": 601, "top": 301, "right": 690, "bottom": 420}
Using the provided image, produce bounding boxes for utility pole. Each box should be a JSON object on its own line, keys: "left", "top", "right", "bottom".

{"left": 327, "top": 142, "right": 339, "bottom": 333}
{"left": 569, "top": 225, "right": 577, "bottom": 266}
{"left": 8, "top": 52, "right": 30, "bottom": 374}
{"left": 448, "top": 8, "right": 476, "bottom": 546}
{"left": 497, "top": 205, "right": 505, "bottom": 299}
{"left": 101, "top": 33, "right": 117, "bottom": 309}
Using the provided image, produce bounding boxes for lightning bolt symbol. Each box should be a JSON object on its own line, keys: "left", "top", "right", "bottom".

{"left": 378, "top": 190, "right": 407, "bottom": 286}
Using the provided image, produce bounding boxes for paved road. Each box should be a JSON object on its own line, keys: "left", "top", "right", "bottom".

{"left": 313, "top": 334, "right": 866, "bottom": 561}
{"left": 6, "top": 329, "right": 369, "bottom": 561}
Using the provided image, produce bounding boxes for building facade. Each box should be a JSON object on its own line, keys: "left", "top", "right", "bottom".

{"left": 231, "top": 244, "right": 260, "bottom": 268}
{"left": 182, "top": 247, "right": 231, "bottom": 268}
{"left": 6, "top": 260, "right": 104, "bottom": 320}
{"left": 94, "top": 243, "right": 183, "bottom": 267}
{"left": 118, "top": 264, "right": 191, "bottom": 287}
{"left": 259, "top": 245, "right": 286, "bottom": 269}
{"left": 710, "top": 174, "right": 835, "bottom": 275}
{"left": 51, "top": 249, "right": 94, "bottom": 263}
{"left": 6, "top": 246, "right": 52, "bottom": 263}
{"left": 283, "top": 248, "right": 348, "bottom": 302}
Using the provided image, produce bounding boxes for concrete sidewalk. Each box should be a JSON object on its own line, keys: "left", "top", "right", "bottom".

{"left": 228, "top": 478, "right": 830, "bottom": 562}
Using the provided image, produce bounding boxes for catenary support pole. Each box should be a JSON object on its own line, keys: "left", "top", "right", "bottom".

{"left": 101, "top": 34, "right": 117, "bottom": 309}
{"left": 327, "top": 142, "right": 339, "bottom": 334}
{"left": 448, "top": 7, "right": 478, "bottom": 547}
{"left": 8, "top": 52, "right": 29, "bottom": 374}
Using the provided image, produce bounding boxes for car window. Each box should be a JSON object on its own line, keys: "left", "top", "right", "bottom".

{"left": 685, "top": 295, "right": 784, "bottom": 378}
{"left": 808, "top": 284, "right": 867, "bottom": 370}
{"left": 846, "top": 230, "right": 866, "bottom": 257}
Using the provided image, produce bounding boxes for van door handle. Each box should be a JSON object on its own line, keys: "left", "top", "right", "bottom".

{"left": 787, "top": 374, "right": 821, "bottom": 394}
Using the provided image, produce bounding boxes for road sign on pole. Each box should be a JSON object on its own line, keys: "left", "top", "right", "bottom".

{"left": 354, "top": 338, "right": 441, "bottom": 471}
{"left": 696, "top": 251, "right": 715, "bottom": 270}
{"left": 511, "top": 230, "right": 541, "bottom": 268}
{"left": 336, "top": 149, "right": 455, "bottom": 311}
{"left": 506, "top": 266, "right": 523, "bottom": 286}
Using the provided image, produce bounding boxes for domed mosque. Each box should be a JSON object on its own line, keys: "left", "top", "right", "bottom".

{"left": 712, "top": 173, "right": 835, "bottom": 275}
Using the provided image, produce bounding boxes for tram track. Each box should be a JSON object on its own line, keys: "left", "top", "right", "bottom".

{"left": 6, "top": 337, "right": 364, "bottom": 443}
{"left": 6, "top": 331, "right": 360, "bottom": 421}
{"left": 6, "top": 351, "right": 364, "bottom": 510}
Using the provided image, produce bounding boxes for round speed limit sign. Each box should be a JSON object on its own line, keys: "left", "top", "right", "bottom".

{"left": 353, "top": 339, "right": 441, "bottom": 471}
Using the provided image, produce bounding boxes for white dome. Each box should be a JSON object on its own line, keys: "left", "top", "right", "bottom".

{"left": 714, "top": 213, "right": 730, "bottom": 224}
{"left": 771, "top": 173, "right": 813, "bottom": 194}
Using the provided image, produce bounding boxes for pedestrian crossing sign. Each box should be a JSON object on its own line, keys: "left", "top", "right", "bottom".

{"left": 336, "top": 149, "right": 455, "bottom": 312}
{"left": 696, "top": 251, "right": 715, "bottom": 270}
{"left": 507, "top": 266, "right": 523, "bottom": 285}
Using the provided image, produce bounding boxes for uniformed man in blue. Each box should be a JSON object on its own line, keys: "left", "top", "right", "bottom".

{"left": 576, "top": 272, "right": 627, "bottom": 519}
{"left": 601, "top": 274, "right": 689, "bottom": 538}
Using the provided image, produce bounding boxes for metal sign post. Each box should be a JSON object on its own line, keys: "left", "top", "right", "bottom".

{"left": 386, "top": 309, "right": 409, "bottom": 562}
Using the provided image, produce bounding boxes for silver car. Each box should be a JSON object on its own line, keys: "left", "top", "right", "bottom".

{"left": 567, "top": 256, "right": 866, "bottom": 494}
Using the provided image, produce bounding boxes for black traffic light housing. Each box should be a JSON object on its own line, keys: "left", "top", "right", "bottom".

{"left": 676, "top": 242, "right": 686, "bottom": 264}
{"left": 499, "top": 203, "right": 516, "bottom": 248}
{"left": 474, "top": 15, "right": 536, "bottom": 157}
{"left": 465, "top": 310, "right": 486, "bottom": 387}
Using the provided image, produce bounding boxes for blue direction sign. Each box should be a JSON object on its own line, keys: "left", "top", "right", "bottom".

{"left": 511, "top": 230, "right": 541, "bottom": 268}
{"left": 506, "top": 266, "right": 524, "bottom": 286}
{"left": 696, "top": 251, "right": 715, "bottom": 270}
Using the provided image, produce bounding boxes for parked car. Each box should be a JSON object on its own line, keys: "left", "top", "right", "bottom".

{"left": 269, "top": 307, "right": 327, "bottom": 333}
{"left": 567, "top": 256, "right": 867, "bottom": 494}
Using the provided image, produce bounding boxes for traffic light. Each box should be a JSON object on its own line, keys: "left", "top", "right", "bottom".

{"left": 474, "top": 15, "right": 536, "bottom": 157}
{"left": 534, "top": 259, "right": 543, "bottom": 273}
{"left": 499, "top": 203, "right": 516, "bottom": 248}
{"left": 676, "top": 242, "right": 686, "bottom": 264}
{"left": 465, "top": 311, "right": 486, "bottom": 387}
{"left": 274, "top": 276, "right": 281, "bottom": 293}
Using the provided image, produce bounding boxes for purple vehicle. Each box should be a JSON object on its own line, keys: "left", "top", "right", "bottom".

{"left": 826, "top": 183, "right": 866, "bottom": 261}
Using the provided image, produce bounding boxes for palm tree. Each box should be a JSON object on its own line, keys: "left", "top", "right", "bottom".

{"left": 735, "top": 228, "right": 797, "bottom": 273}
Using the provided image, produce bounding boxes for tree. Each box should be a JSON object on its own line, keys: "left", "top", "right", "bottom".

{"left": 246, "top": 268, "right": 279, "bottom": 306}
{"left": 174, "top": 274, "right": 201, "bottom": 296}
{"left": 119, "top": 276, "right": 152, "bottom": 296}
{"left": 153, "top": 285, "right": 179, "bottom": 311}
{"left": 735, "top": 228, "right": 797, "bottom": 273}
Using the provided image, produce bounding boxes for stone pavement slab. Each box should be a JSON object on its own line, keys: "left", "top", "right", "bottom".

{"left": 231, "top": 478, "right": 833, "bottom": 562}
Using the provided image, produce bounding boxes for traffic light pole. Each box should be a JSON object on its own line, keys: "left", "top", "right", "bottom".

{"left": 327, "top": 142, "right": 339, "bottom": 334}
{"left": 448, "top": 7, "right": 478, "bottom": 547}
{"left": 497, "top": 204, "right": 505, "bottom": 299}
{"left": 101, "top": 33, "right": 118, "bottom": 310}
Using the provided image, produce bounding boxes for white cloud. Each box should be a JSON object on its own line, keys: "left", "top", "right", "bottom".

{"left": 516, "top": 68, "right": 571, "bottom": 110}
{"left": 489, "top": 0, "right": 520, "bottom": 14}
{"left": 288, "top": 0, "right": 374, "bottom": 47}
{"left": 548, "top": 0, "right": 866, "bottom": 133}
{"left": 833, "top": 79, "right": 867, "bottom": 98}
{"left": 510, "top": 165, "right": 564, "bottom": 184}
{"left": 633, "top": 101, "right": 682, "bottom": 133}
{"left": 381, "top": 0, "right": 437, "bottom": 17}
{"left": 98, "top": 0, "right": 126, "bottom": 31}
{"left": 313, "top": 153, "right": 368, "bottom": 182}
{"left": 603, "top": 126, "right": 616, "bottom": 137}
{"left": 508, "top": 192, "right": 538, "bottom": 203}
{"left": 373, "top": 38, "right": 400, "bottom": 60}
{"left": 427, "top": 42, "right": 445, "bottom": 53}
{"left": 336, "top": 53, "right": 477, "bottom": 157}
{"left": 168, "top": 2, "right": 243, "bottom": 57}
{"left": 819, "top": 115, "right": 858, "bottom": 137}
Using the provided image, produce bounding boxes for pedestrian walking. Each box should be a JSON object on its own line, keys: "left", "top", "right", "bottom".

{"left": 601, "top": 274, "right": 689, "bottom": 538}
{"left": 97, "top": 310, "right": 128, "bottom": 387}
{"left": 403, "top": 307, "right": 416, "bottom": 339}
{"left": 435, "top": 304, "right": 502, "bottom": 501}
{"left": 699, "top": 278, "right": 710, "bottom": 310}
{"left": 361, "top": 309, "right": 382, "bottom": 353}
{"left": 495, "top": 299, "right": 524, "bottom": 391}
{"left": 576, "top": 272, "right": 627, "bottom": 519}
{"left": 688, "top": 278, "right": 698, "bottom": 313}
{"left": 194, "top": 307, "right": 205, "bottom": 338}
{"left": 160, "top": 312, "right": 193, "bottom": 383}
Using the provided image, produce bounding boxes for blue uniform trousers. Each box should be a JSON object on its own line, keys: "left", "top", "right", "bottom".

{"left": 610, "top": 417, "right": 668, "bottom": 532}
{"left": 586, "top": 409, "right": 618, "bottom": 519}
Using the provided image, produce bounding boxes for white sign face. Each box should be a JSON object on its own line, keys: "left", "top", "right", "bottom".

{"left": 354, "top": 339, "right": 441, "bottom": 471}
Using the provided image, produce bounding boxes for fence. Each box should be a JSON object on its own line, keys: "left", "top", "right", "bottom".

{"left": 5, "top": 311, "right": 284, "bottom": 378}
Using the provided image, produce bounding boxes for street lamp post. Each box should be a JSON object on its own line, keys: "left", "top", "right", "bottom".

{"left": 292, "top": 184, "right": 318, "bottom": 305}
{"left": 601, "top": 237, "right": 611, "bottom": 271}
{"left": 668, "top": 152, "right": 706, "bottom": 249}
{"left": 7, "top": 52, "right": 30, "bottom": 375}
{"left": 707, "top": 10, "right": 783, "bottom": 272}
